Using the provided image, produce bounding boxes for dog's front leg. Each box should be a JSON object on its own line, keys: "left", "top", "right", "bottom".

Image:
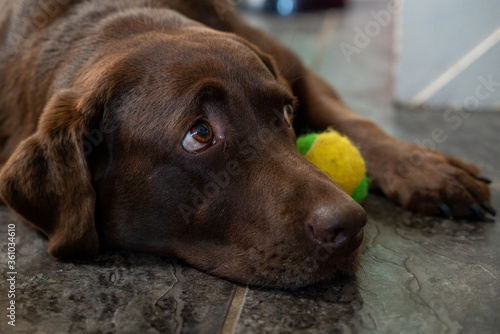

{"left": 296, "top": 71, "right": 493, "bottom": 219}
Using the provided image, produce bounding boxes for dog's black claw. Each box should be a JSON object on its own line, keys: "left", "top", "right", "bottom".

{"left": 481, "top": 202, "right": 497, "bottom": 217}
{"left": 439, "top": 203, "right": 453, "bottom": 219}
{"left": 475, "top": 176, "right": 492, "bottom": 184}
{"left": 470, "top": 204, "right": 486, "bottom": 220}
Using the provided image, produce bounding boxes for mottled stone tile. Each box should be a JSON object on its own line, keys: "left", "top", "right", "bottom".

{"left": 0, "top": 211, "right": 236, "bottom": 334}
{"left": 356, "top": 194, "right": 500, "bottom": 333}
{"left": 235, "top": 279, "right": 363, "bottom": 333}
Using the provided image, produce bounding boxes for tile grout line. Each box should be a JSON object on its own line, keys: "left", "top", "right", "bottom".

{"left": 410, "top": 26, "right": 500, "bottom": 107}
{"left": 220, "top": 286, "right": 249, "bottom": 334}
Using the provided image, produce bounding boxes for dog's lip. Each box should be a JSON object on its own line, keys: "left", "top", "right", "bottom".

{"left": 308, "top": 226, "right": 365, "bottom": 251}
{"left": 197, "top": 228, "right": 365, "bottom": 289}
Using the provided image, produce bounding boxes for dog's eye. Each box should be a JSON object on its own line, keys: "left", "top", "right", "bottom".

{"left": 284, "top": 103, "right": 294, "bottom": 127}
{"left": 182, "top": 122, "right": 214, "bottom": 152}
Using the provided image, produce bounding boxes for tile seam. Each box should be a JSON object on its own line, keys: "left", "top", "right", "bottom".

{"left": 220, "top": 286, "right": 249, "bottom": 334}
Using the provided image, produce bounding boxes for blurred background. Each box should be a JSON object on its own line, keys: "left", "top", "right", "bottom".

{"left": 239, "top": 0, "right": 500, "bottom": 112}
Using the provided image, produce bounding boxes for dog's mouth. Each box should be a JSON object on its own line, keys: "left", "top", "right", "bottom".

{"left": 190, "top": 226, "right": 366, "bottom": 289}
{"left": 208, "top": 242, "right": 364, "bottom": 289}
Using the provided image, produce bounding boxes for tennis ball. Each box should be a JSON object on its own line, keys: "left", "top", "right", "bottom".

{"left": 297, "top": 130, "right": 369, "bottom": 203}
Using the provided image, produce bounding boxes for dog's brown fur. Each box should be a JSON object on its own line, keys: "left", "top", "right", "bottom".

{"left": 0, "top": 0, "right": 492, "bottom": 288}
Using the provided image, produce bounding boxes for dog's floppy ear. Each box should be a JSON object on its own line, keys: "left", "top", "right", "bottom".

{"left": 234, "top": 36, "right": 280, "bottom": 80}
{"left": 0, "top": 90, "right": 99, "bottom": 259}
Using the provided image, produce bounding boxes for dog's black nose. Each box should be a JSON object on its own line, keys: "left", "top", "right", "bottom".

{"left": 307, "top": 201, "right": 367, "bottom": 252}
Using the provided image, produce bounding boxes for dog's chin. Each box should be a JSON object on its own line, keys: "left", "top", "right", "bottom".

{"left": 205, "top": 244, "right": 363, "bottom": 290}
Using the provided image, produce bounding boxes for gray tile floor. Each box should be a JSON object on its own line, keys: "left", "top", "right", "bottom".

{"left": 1, "top": 1, "right": 499, "bottom": 333}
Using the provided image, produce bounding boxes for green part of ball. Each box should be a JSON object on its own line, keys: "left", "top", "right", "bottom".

{"left": 351, "top": 176, "right": 370, "bottom": 203}
{"left": 297, "top": 131, "right": 370, "bottom": 203}
{"left": 296, "top": 133, "right": 318, "bottom": 155}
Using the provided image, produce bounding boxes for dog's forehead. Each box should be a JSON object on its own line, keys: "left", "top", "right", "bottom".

{"left": 113, "top": 37, "right": 284, "bottom": 113}
{"left": 124, "top": 29, "right": 276, "bottom": 83}
{"left": 98, "top": 29, "right": 294, "bottom": 156}
{"left": 111, "top": 74, "right": 289, "bottom": 145}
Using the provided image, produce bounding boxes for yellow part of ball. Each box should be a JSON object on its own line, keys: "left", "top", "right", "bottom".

{"left": 304, "top": 131, "right": 366, "bottom": 195}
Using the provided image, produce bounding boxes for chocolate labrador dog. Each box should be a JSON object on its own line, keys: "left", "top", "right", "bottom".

{"left": 0, "top": 0, "right": 494, "bottom": 288}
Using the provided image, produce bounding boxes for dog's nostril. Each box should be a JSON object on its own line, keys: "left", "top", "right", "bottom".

{"left": 332, "top": 229, "right": 348, "bottom": 246}
{"left": 311, "top": 222, "right": 352, "bottom": 248}
{"left": 308, "top": 224, "right": 315, "bottom": 238}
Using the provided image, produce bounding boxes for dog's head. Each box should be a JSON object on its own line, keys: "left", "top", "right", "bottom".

{"left": 0, "top": 21, "right": 366, "bottom": 288}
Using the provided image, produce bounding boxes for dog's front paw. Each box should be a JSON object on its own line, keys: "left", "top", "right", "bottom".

{"left": 371, "top": 141, "right": 495, "bottom": 219}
